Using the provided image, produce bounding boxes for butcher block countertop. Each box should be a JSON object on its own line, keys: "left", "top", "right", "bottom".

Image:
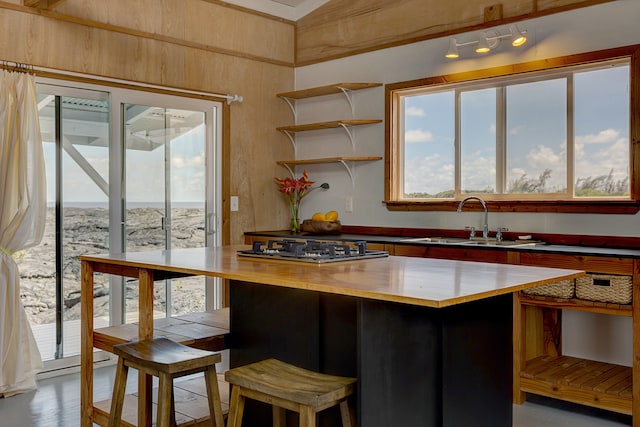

{"left": 80, "top": 245, "right": 583, "bottom": 308}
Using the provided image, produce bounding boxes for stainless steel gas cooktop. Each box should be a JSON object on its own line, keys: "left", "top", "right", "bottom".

{"left": 238, "top": 239, "right": 389, "bottom": 263}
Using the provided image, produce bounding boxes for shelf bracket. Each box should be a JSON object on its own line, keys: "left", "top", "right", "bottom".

{"left": 280, "top": 130, "right": 297, "bottom": 157}
{"left": 338, "top": 123, "right": 356, "bottom": 152}
{"left": 338, "top": 159, "right": 356, "bottom": 190}
{"left": 281, "top": 162, "right": 296, "bottom": 178}
{"left": 280, "top": 96, "right": 298, "bottom": 121}
{"left": 337, "top": 87, "right": 355, "bottom": 116}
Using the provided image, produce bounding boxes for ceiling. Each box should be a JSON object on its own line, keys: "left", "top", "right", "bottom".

{"left": 222, "top": 0, "right": 329, "bottom": 20}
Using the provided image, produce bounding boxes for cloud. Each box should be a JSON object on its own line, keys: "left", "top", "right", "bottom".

{"left": 575, "top": 128, "right": 620, "bottom": 145}
{"left": 405, "top": 129, "right": 433, "bottom": 143}
{"left": 405, "top": 106, "right": 425, "bottom": 117}
{"left": 526, "top": 144, "right": 562, "bottom": 167}
{"left": 404, "top": 153, "right": 453, "bottom": 194}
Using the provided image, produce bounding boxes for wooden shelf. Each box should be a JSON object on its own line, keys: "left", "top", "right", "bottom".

{"left": 277, "top": 156, "right": 382, "bottom": 187}
{"left": 93, "top": 309, "right": 230, "bottom": 353}
{"left": 276, "top": 119, "right": 382, "bottom": 134}
{"left": 277, "top": 120, "right": 382, "bottom": 159}
{"left": 276, "top": 83, "right": 382, "bottom": 100}
{"left": 520, "top": 355, "right": 632, "bottom": 415}
{"left": 277, "top": 156, "right": 382, "bottom": 166}
{"left": 518, "top": 294, "right": 632, "bottom": 317}
{"left": 277, "top": 83, "right": 382, "bottom": 118}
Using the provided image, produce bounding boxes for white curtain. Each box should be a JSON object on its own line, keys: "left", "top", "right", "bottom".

{"left": 0, "top": 70, "right": 46, "bottom": 397}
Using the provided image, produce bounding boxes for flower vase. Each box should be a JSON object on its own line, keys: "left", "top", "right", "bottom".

{"left": 289, "top": 200, "right": 301, "bottom": 233}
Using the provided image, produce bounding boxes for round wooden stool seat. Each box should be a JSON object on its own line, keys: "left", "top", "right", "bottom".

{"left": 225, "top": 358, "right": 356, "bottom": 427}
{"left": 108, "top": 337, "right": 224, "bottom": 427}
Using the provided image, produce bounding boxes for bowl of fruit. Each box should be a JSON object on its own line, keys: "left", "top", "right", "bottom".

{"left": 301, "top": 210, "right": 342, "bottom": 234}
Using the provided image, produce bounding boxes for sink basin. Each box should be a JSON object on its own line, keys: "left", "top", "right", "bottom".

{"left": 399, "top": 237, "right": 541, "bottom": 247}
{"left": 400, "top": 237, "right": 471, "bottom": 244}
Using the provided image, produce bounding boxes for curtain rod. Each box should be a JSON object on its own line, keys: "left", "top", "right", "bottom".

{"left": 31, "top": 64, "right": 244, "bottom": 105}
{"left": 1, "top": 61, "right": 34, "bottom": 75}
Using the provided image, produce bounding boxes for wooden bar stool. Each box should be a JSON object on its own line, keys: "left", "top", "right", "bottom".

{"left": 225, "top": 358, "right": 356, "bottom": 427}
{"left": 108, "top": 337, "right": 225, "bottom": 427}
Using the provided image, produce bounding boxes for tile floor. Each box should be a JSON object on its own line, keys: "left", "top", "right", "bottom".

{"left": 0, "top": 365, "right": 632, "bottom": 426}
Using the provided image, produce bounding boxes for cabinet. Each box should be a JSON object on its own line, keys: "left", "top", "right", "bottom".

{"left": 510, "top": 251, "right": 639, "bottom": 423}
{"left": 275, "top": 83, "right": 382, "bottom": 184}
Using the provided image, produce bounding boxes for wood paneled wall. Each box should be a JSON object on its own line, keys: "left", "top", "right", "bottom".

{"left": 0, "top": 0, "right": 296, "bottom": 244}
{"left": 295, "top": 0, "right": 615, "bottom": 65}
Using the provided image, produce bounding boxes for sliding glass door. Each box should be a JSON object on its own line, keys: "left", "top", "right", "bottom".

{"left": 123, "top": 104, "right": 210, "bottom": 320}
{"left": 19, "top": 79, "right": 221, "bottom": 366}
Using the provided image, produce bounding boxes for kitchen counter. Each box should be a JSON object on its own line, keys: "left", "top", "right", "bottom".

{"left": 80, "top": 245, "right": 583, "bottom": 308}
{"left": 245, "top": 230, "right": 640, "bottom": 258}
{"left": 81, "top": 246, "right": 583, "bottom": 427}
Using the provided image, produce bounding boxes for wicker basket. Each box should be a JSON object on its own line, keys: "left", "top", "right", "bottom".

{"left": 575, "top": 273, "right": 633, "bottom": 304}
{"left": 522, "top": 279, "right": 574, "bottom": 298}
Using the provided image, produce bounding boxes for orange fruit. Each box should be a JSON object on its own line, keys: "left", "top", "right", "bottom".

{"left": 311, "top": 212, "right": 326, "bottom": 221}
{"left": 325, "top": 210, "right": 339, "bottom": 221}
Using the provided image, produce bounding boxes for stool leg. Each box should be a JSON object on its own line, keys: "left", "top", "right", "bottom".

{"left": 272, "top": 406, "right": 286, "bottom": 427}
{"left": 339, "top": 400, "right": 354, "bottom": 427}
{"left": 227, "top": 385, "right": 245, "bottom": 427}
{"left": 298, "top": 406, "right": 316, "bottom": 427}
{"left": 170, "top": 388, "right": 176, "bottom": 427}
{"left": 108, "top": 358, "right": 129, "bottom": 427}
{"left": 156, "top": 372, "right": 173, "bottom": 427}
{"left": 204, "top": 365, "right": 225, "bottom": 427}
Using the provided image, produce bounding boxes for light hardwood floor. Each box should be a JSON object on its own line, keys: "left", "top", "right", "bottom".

{"left": 0, "top": 365, "right": 632, "bottom": 426}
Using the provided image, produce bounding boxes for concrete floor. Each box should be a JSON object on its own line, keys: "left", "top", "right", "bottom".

{"left": 0, "top": 365, "right": 632, "bottom": 427}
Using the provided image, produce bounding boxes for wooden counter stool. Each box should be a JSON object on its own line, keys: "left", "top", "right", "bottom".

{"left": 225, "top": 358, "right": 356, "bottom": 427}
{"left": 108, "top": 337, "right": 224, "bottom": 427}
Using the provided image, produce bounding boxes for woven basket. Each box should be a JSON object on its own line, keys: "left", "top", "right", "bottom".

{"left": 575, "top": 274, "right": 633, "bottom": 304}
{"left": 522, "top": 279, "right": 574, "bottom": 298}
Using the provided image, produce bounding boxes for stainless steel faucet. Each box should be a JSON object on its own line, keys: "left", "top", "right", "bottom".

{"left": 457, "top": 196, "right": 489, "bottom": 239}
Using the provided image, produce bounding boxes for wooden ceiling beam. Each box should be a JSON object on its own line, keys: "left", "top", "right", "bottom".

{"left": 23, "top": 0, "right": 67, "bottom": 10}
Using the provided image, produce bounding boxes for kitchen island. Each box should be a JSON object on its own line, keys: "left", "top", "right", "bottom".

{"left": 80, "top": 245, "right": 584, "bottom": 427}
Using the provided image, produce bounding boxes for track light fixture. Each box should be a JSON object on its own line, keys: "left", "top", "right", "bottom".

{"left": 445, "top": 25, "right": 528, "bottom": 59}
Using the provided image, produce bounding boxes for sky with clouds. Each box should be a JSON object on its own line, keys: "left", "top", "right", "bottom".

{"left": 402, "top": 63, "right": 630, "bottom": 197}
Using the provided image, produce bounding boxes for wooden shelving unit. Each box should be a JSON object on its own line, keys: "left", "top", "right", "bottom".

{"left": 512, "top": 250, "right": 639, "bottom": 425}
{"left": 275, "top": 82, "right": 383, "bottom": 186}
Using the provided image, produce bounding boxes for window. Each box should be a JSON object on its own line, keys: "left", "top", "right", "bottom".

{"left": 386, "top": 47, "right": 640, "bottom": 213}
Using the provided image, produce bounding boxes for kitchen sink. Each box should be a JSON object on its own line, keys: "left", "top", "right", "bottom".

{"left": 399, "top": 237, "right": 541, "bottom": 247}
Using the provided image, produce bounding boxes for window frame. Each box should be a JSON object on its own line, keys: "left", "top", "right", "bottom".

{"left": 385, "top": 45, "right": 640, "bottom": 214}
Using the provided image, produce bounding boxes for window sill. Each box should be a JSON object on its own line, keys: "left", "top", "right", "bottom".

{"left": 383, "top": 199, "right": 640, "bottom": 214}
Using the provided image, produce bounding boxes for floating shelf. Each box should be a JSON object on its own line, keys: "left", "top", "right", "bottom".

{"left": 277, "top": 83, "right": 382, "bottom": 118}
{"left": 277, "top": 156, "right": 382, "bottom": 187}
{"left": 277, "top": 119, "right": 382, "bottom": 154}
